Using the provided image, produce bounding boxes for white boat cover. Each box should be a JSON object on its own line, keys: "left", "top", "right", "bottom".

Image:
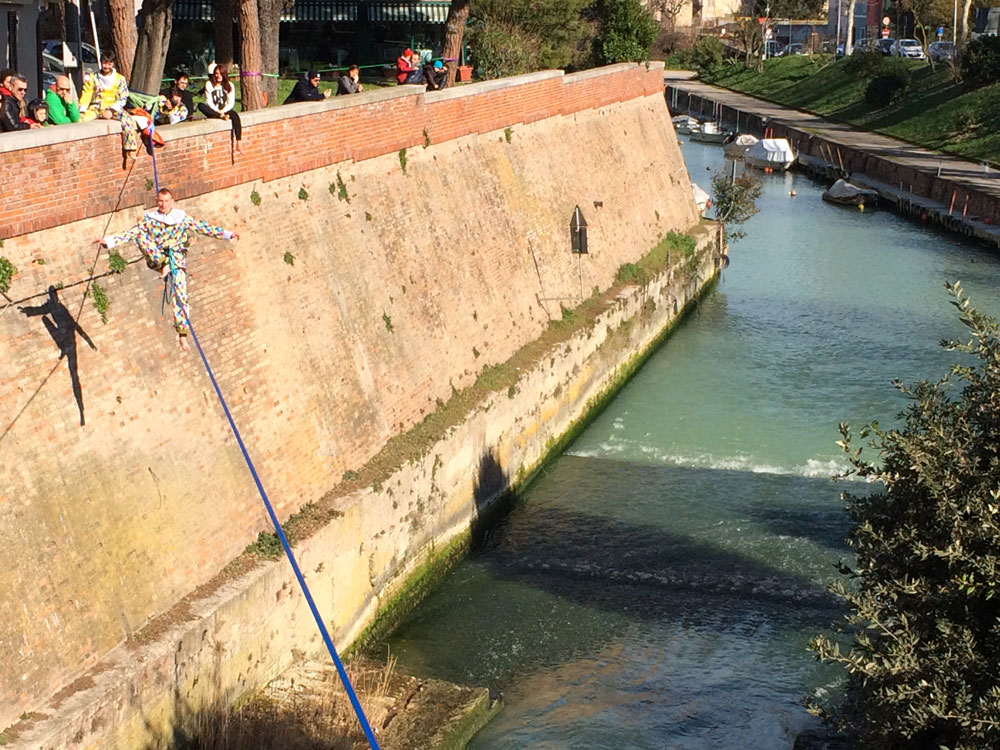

{"left": 672, "top": 115, "right": 698, "bottom": 125}
{"left": 723, "top": 133, "right": 759, "bottom": 157}
{"left": 824, "top": 179, "right": 878, "bottom": 200}
{"left": 698, "top": 121, "right": 722, "bottom": 135}
{"left": 691, "top": 182, "right": 711, "bottom": 212}
{"left": 745, "top": 138, "right": 796, "bottom": 165}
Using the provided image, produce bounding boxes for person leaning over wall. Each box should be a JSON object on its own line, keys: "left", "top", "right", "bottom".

{"left": 1, "top": 75, "right": 40, "bottom": 132}
{"left": 24, "top": 98, "right": 48, "bottom": 127}
{"left": 45, "top": 75, "right": 80, "bottom": 125}
{"left": 336, "top": 65, "right": 364, "bottom": 95}
{"left": 80, "top": 52, "right": 140, "bottom": 156}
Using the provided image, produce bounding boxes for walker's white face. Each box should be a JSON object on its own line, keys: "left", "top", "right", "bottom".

{"left": 157, "top": 193, "right": 174, "bottom": 213}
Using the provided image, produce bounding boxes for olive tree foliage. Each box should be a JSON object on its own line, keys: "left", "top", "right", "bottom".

{"left": 809, "top": 283, "right": 1000, "bottom": 750}
{"left": 710, "top": 172, "right": 762, "bottom": 241}
{"left": 593, "top": 0, "right": 660, "bottom": 64}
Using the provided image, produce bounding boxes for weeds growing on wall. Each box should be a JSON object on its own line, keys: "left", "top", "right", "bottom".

{"left": 89, "top": 282, "right": 110, "bottom": 323}
{"left": 108, "top": 251, "right": 127, "bottom": 274}
{"left": 398, "top": 149, "right": 408, "bottom": 175}
{"left": 251, "top": 190, "right": 262, "bottom": 206}
{"left": 0, "top": 256, "right": 16, "bottom": 293}
{"left": 335, "top": 172, "right": 350, "bottom": 203}
{"left": 283, "top": 252, "right": 295, "bottom": 266}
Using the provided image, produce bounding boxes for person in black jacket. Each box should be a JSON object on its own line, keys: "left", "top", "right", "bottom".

{"left": 283, "top": 70, "right": 330, "bottom": 104}
{"left": 1, "top": 75, "right": 39, "bottom": 132}
{"left": 161, "top": 72, "right": 195, "bottom": 121}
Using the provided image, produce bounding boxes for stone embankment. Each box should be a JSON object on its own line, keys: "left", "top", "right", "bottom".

{"left": 666, "top": 73, "right": 1000, "bottom": 247}
{"left": 0, "top": 62, "right": 721, "bottom": 748}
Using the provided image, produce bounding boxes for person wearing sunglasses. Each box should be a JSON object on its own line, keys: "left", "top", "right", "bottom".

{"left": 44, "top": 75, "right": 80, "bottom": 125}
{"left": 1, "top": 74, "right": 40, "bottom": 132}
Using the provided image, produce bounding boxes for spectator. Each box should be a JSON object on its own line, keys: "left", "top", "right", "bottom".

{"left": 423, "top": 60, "right": 448, "bottom": 91}
{"left": 396, "top": 48, "right": 423, "bottom": 85}
{"left": 80, "top": 52, "right": 139, "bottom": 155}
{"left": 197, "top": 63, "right": 242, "bottom": 153}
{"left": 24, "top": 99, "right": 48, "bottom": 126}
{"left": 336, "top": 65, "right": 364, "bottom": 95}
{"left": 171, "top": 73, "right": 195, "bottom": 121}
{"left": 0, "top": 68, "right": 13, "bottom": 105}
{"left": 156, "top": 87, "right": 188, "bottom": 125}
{"left": 1, "top": 75, "right": 39, "bottom": 131}
{"left": 284, "top": 70, "right": 330, "bottom": 104}
{"left": 45, "top": 75, "right": 80, "bottom": 125}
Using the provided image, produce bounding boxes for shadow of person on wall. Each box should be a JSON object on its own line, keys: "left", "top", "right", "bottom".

{"left": 20, "top": 286, "right": 96, "bottom": 426}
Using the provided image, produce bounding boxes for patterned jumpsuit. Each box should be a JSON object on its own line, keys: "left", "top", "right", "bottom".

{"left": 102, "top": 209, "right": 236, "bottom": 336}
{"left": 79, "top": 71, "right": 140, "bottom": 153}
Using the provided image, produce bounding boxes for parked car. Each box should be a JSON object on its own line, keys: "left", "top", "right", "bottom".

{"left": 41, "top": 40, "right": 99, "bottom": 74}
{"left": 775, "top": 43, "right": 805, "bottom": 56}
{"left": 764, "top": 40, "right": 782, "bottom": 57}
{"left": 891, "top": 38, "right": 927, "bottom": 59}
{"left": 929, "top": 40, "right": 956, "bottom": 61}
{"left": 874, "top": 38, "right": 895, "bottom": 55}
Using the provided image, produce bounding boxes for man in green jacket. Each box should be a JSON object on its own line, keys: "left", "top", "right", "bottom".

{"left": 44, "top": 75, "right": 80, "bottom": 124}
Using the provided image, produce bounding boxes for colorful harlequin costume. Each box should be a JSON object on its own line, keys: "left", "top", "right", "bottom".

{"left": 79, "top": 70, "right": 140, "bottom": 152}
{"left": 101, "top": 208, "right": 236, "bottom": 337}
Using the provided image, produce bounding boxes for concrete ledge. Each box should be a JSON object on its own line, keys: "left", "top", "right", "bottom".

{"left": 426, "top": 69, "right": 564, "bottom": 102}
{"left": 566, "top": 62, "right": 650, "bottom": 83}
{"left": 0, "top": 119, "right": 121, "bottom": 153}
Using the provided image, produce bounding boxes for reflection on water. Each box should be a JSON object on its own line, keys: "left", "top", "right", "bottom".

{"left": 383, "top": 139, "right": 1000, "bottom": 748}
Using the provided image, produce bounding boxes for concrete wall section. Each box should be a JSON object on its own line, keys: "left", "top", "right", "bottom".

{"left": 0, "top": 63, "right": 698, "bottom": 731}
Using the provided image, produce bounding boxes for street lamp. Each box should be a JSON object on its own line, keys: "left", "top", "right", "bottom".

{"left": 836, "top": 0, "right": 842, "bottom": 54}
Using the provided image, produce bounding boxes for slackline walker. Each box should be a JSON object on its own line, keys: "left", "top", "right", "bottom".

{"left": 95, "top": 107, "right": 381, "bottom": 749}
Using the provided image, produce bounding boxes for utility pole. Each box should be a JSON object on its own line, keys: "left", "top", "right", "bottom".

{"left": 953, "top": 0, "right": 958, "bottom": 42}
{"left": 836, "top": 0, "right": 842, "bottom": 54}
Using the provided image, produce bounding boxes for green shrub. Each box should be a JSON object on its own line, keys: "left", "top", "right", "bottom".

{"left": 691, "top": 36, "right": 725, "bottom": 77}
{"left": 864, "top": 66, "right": 910, "bottom": 108}
{"left": 809, "top": 283, "right": 1000, "bottom": 749}
{"left": 961, "top": 35, "right": 1000, "bottom": 86}
{"left": 841, "top": 49, "right": 885, "bottom": 79}
{"left": 594, "top": 0, "right": 659, "bottom": 64}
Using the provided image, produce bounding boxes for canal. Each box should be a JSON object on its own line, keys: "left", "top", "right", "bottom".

{"left": 379, "top": 140, "right": 1000, "bottom": 748}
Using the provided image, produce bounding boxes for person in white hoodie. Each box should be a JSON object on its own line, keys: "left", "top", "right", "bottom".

{"left": 197, "top": 63, "right": 242, "bottom": 153}
{"left": 97, "top": 188, "right": 239, "bottom": 351}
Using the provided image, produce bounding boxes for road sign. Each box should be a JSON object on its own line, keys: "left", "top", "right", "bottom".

{"left": 882, "top": 15, "right": 891, "bottom": 26}
{"left": 882, "top": 27, "right": 890, "bottom": 37}
{"left": 937, "top": 26, "right": 944, "bottom": 37}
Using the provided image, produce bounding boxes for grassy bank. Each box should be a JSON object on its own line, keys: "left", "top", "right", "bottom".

{"left": 702, "top": 55, "right": 1000, "bottom": 164}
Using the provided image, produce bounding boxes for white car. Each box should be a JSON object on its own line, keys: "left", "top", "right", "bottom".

{"left": 891, "top": 39, "right": 926, "bottom": 59}
{"left": 41, "top": 40, "right": 99, "bottom": 74}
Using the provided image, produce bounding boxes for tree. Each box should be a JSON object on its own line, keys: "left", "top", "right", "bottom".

{"left": 809, "top": 283, "right": 1000, "bottom": 749}
{"left": 844, "top": 0, "right": 858, "bottom": 54}
{"left": 107, "top": 0, "right": 137, "bottom": 80}
{"left": 650, "top": 0, "right": 691, "bottom": 31}
{"left": 443, "top": 0, "right": 470, "bottom": 86}
{"left": 214, "top": 0, "right": 236, "bottom": 67}
{"left": 238, "top": 0, "right": 266, "bottom": 110}
{"left": 258, "top": 0, "right": 292, "bottom": 105}
{"left": 594, "top": 0, "right": 659, "bottom": 64}
{"left": 130, "top": 0, "right": 175, "bottom": 94}
{"left": 710, "top": 172, "right": 761, "bottom": 242}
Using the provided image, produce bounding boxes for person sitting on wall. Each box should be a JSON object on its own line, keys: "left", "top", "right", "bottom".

{"left": 23, "top": 98, "right": 48, "bottom": 127}
{"left": 80, "top": 52, "right": 140, "bottom": 156}
{"left": 197, "top": 63, "right": 243, "bottom": 154}
{"left": 162, "top": 72, "right": 195, "bottom": 121}
{"left": 396, "top": 48, "right": 423, "bottom": 85}
{"left": 96, "top": 187, "right": 239, "bottom": 353}
{"left": 0, "top": 68, "right": 14, "bottom": 107}
{"left": 423, "top": 59, "right": 448, "bottom": 91}
{"left": 1, "top": 75, "right": 40, "bottom": 132}
{"left": 336, "top": 64, "right": 364, "bottom": 95}
{"left": 45, "top": 75, "right": 80, "bottom": 124}
{"left": 283, "top": 70, "right": 330, "bottom": 104}
{"left": 155, "top": 86, "right": 188, "bottom": 125}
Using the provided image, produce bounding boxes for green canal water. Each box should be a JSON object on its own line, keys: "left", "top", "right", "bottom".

{"left": 381, "top": 140, "right": 1000, "bottom": 748}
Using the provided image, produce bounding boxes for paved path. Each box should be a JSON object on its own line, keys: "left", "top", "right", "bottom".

{"left": 663, "top": 72, "right": 1000, "bottom": 202}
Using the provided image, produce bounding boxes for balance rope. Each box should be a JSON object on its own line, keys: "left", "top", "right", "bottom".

{"left": 149, "top": 115, "right": 381, "bottom": 749}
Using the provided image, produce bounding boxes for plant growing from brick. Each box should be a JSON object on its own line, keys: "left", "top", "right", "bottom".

{"left": 283, "top": 251, "right": 295, "bottom": 266}
{"left": 298, "top": 187, "right": 309, "bottom": 201}
{"left": 0, "top": 256, "right": 17, "bottom": 293}
{"left": 251, "top": 189, "right": 262, "bottom": 206}
{"left": 398, "top": 148, "right": 408, "bottom": 175}
{"left": 382, "top": 311, "right": 394, "bottom": 332}
{"left": 365, "top": 212, "right": 372, "bottom": 222}
{"left": 423, "top": 128, "right": 431, "bottom": 148}
{"left": 809, "top": 283, "right": 1000, "bottom": 749}
{"left": 335, "top": 172, "right": 350, "bottom": 203}
{"left": 89, "top": 282, "right": 110, "bottom": 323}
{"left": 108, "top": 251, "right": 127, "bottom": 274}
{"left": 504, "top": 127, "right": 513, "bottom": 143}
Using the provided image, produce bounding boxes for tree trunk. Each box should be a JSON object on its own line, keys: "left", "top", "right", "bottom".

{"left": 130, "top": 0, "right": 174, "bottom": 94}
{"left": 959, "top": 0, "right": 973, "bottom": 47}
{"left": 214, "top": 0, "right": 236, "bottom": 66}
{"left": 238, "top": 0, "right": 265, "bottom": 110}
{"left": 442, "top": 0, "right": 470, "bottom": 86}
{"left": 107, "top": 0, "right": 137, "bottom": 81}
{"left": 844, "top": 0, "right": 857, "bottom": 55}
{"left": 257, "top": 0, "right": 287, "bottom": 105}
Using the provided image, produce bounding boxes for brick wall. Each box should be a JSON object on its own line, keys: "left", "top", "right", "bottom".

{"left": 0, "top": 62, "right": 698, "bottom": 729}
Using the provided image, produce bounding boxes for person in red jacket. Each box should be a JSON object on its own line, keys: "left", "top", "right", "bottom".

{"left": 396, "top": 48, "right": 424, "bottom": 85}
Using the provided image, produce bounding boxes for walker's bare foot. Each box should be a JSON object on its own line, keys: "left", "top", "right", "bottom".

{"left": 179, "top": 336, "right": 190, "bottom": 353}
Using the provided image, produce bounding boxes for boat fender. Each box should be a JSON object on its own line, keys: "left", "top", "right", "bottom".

{"left": 718, "top": 254, "right": 731, "bottom": 269}
{"left": 858, "top": 204, "right": 864, "bottom": 212}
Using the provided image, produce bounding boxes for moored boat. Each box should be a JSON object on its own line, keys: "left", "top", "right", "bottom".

{"left": 821, "top": 179, "right": 879, "bottom": 207}
{"left": 691, "top": 182, "right": 712, "bottom": 214}
{"left": 672, "top": 115, "right": 699, "bottom": 135}
{"left": 689, "top": 121, "right": 728, "bottom": 144}
{"left": 744, "top": 138, "right": 797, "bottom": 171}
{"left": 723, "top": 133, "right": 759, "bottom": 160}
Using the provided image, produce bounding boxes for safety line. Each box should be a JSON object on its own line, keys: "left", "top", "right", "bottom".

{"left": 183, "top": 311, "right": 382, "bottom": 750}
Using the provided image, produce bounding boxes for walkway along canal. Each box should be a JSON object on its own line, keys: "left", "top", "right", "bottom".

{"left": 376, "top": 139, "right": 1000, "bottom": 748}
{"left": 665, "top": 74, "right": 1000, "bottom": 248}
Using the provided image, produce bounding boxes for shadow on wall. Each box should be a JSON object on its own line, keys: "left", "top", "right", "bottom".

{"left": 471, "top": 449, "right": 515, "bottom": 549}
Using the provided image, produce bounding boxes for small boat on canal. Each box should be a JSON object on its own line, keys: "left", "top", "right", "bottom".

{"left": 689, "top": 122, "right": 728, "bottom": 144}
{"left": 744, "top": 138, "right": 797, "bottom": 171}
{"left": 672, "top": 115, "right": 700, "bottom": 135}
{"left": 723, "top": 133, "right": 759, "bottom": 160}
{"left": 821, "top": 179, "right": 880, "bottom": 207}
{"left": 692, "top": 182, "right": 712, "bottom": 214}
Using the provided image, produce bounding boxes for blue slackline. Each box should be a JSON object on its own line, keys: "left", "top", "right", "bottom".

{"left": 149, "top": 127, "right": 380, "bottom": 748}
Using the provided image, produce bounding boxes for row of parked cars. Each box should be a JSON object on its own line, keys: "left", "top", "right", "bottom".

{"left": 870, "top": 37, "right": 956, "bottom": 61}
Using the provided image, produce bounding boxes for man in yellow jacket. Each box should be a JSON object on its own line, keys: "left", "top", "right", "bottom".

{"left": 80, "top": 51, "right": 139, "bottom": 154}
